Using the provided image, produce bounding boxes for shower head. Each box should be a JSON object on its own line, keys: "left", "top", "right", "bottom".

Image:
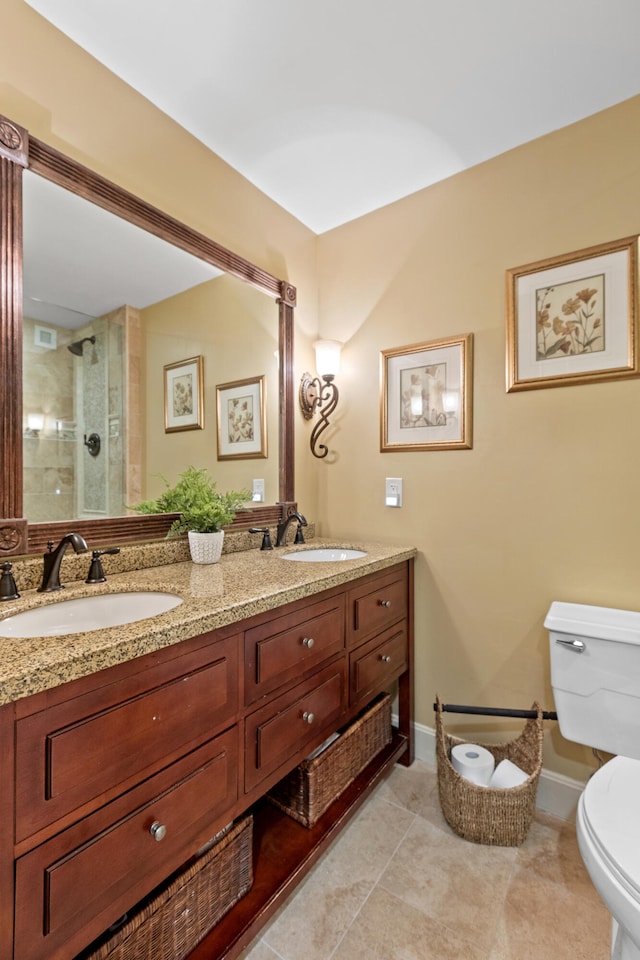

{"left": 68, "top": 335, "right": 96, "bottom": 357}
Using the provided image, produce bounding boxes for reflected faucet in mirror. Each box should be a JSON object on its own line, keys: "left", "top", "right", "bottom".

{"left": 38, "top": 532, "right": 89, "bottom": 593}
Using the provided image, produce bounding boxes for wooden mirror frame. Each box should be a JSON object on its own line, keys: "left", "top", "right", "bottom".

{"left": 0, "top": 114, "right": 296, "bottom": 556}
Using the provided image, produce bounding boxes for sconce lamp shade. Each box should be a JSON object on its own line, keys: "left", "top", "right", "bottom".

{"left": 314, "top": 340, "right": 342, "bottom": 378}
{"left": 27, "top": 413, "right": 44, "bottom": 432}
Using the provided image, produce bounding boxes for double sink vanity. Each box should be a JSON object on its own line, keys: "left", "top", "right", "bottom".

{"left": 0, "top": 538, "right": 415, "bottom": 960}
{"left": 0, "top": 111, "right": 414, "bottom": 960}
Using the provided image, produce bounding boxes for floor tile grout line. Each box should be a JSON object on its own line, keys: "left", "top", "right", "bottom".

{"left": 325, "top": 808, "right": 419, "bottom": 960}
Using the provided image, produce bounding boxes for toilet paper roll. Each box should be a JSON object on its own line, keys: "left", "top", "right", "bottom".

{"left": 489, "top": 758, "right": 529, "bottom": 789}
{"left": 450, "top": 743, "right": 495, "bottom": 786}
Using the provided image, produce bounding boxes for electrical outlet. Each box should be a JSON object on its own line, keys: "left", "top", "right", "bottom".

{"left": 385, "top": 477, "right": 403, "bottom": 507}
{"left": 252, "top": 479, "right": 265, "bottom": 502}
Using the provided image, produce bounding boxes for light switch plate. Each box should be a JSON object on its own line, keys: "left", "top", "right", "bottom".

{"left": 252, "top": 479, "right": 265, "bottom": 502}
{"left": 385, "top": 477, "right": 403, "bottom": 507}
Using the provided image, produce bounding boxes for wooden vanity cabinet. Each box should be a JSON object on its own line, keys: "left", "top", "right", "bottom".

{"left": 348, "top": 564, "right": 408, "bottom": 646}
{"left": 14, "top": 632, "right": 240, "bottom": 843}
{"left": 244, "top": 659, "right": 346, "bottom": 792}
{"left": 244, "top": 592, "right": 345, "bottom": 705}
{"left": 347, "top": 565, "right": 410, "bottom": 709}
{"left": 0, "top": 558, "right": 413, "bottom": 960}
{"left": 349, "top": 622, "right": 408, "bottom": 707}
{"left": 14, "top": 728, "right": 239, "bottom": 960}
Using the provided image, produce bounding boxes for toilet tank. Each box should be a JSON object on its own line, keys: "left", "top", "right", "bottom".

{"left": 546, "top": 601, "right": 640, "bottom": 760}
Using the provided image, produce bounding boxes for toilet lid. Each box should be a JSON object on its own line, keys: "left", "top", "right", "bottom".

{"left": 582, "top": 756, "right": 640, "bottom": 895}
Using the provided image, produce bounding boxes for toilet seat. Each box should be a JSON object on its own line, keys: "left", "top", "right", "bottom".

{"left": 580, "top": 756, "right": 640, "bottom": 903}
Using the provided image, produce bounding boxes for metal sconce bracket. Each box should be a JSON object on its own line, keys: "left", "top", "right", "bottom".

{"left": 299, "top": 373, "right": 339, "bottom": 459}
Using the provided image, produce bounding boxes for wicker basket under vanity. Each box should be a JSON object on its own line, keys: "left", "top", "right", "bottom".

{"left": 79, "top": 815, "right": 253, "bottom": 960}
{"left": 435, "top": 695, "right": 544, "bottom": 846}
{"left": 268, "top": 694, "right": 392, "bottom": 828}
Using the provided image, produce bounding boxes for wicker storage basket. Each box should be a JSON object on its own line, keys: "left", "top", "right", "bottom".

{"left": 268, "top": 694, "right": 392, "bottom": 828}
{"left": 435, "top": 695, "right": 544, "bottom": 846}
{"left": 81, "top": 815, "right": 253, "bottom": 960}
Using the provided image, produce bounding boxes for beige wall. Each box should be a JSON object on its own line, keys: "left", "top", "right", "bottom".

{"left": 317, "top": 95, "right": 640, "bottom": 781}
{"left": 5, "top": 0, "right": 640, "bottom": 783}
{"left": 142, "top": 274, "right": 281, "bottom": 502}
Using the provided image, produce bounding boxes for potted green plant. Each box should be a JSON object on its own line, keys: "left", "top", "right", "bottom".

{"left": 131, "top": 466, "right": 250, "bottom": 564}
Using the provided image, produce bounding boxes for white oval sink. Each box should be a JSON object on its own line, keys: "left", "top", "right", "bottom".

{"left": 0, "top": 592, "right": 183, "bottom": 638}
{"left": 282, "top": 548, "right": 367, "bottom": 563}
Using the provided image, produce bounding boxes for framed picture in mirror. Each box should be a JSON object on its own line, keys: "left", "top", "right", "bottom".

{"left": 216, "top": 375, "right": 267, "bottom": 460}
{"left": 164, "top": 355, "right": 204, "bottom": 432}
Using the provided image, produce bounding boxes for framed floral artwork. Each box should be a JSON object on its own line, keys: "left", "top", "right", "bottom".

{"left": 216, "top": 375, "right": 267, "bottom": 460}
{"left": 380, "top": 334, "right": 473, "bottom": 452}
{"left": 506, "top": 236, "right": 639, "bottom": 391}
{"left": 163, "top": 355, "right": 204, "bottom": 432}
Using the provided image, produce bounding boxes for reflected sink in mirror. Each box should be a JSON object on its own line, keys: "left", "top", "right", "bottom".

{"left": 282, "top": 548, "right": 367, "bottom": 563}
{"left": 0, "top": 592, "right": 183, "bottom": 638}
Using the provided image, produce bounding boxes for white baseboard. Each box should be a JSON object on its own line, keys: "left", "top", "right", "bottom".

{"left": 410, "top": 719, "right": 583, "bottom": 823}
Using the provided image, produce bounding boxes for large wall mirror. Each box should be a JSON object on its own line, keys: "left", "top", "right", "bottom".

{"left": 0, "top": 114, "right": 296, "bottom": 555}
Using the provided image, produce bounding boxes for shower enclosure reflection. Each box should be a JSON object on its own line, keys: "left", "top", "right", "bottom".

{"left": 22, "top": 310, "right": 134, "bottom": 522}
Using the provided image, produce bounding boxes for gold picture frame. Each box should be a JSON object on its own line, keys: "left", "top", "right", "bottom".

{"left": 163, "top": 355, "right": 204, "bottom": 432}
{"left": 380, "top": 334, "right": 473, "bottom": 452}
{"left": 216, "top": 375, "right": 267, "bottom": 460}
{"left": 506, "top": 236, "right": 639, "bottom": 392}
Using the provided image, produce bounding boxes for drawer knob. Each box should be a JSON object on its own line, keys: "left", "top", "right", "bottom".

{"left": 302, "top": 711, "right": 315, "bottom": 724}
{"left": 302, "top": 636, "right": 315, "bottom": 648}
{"left": 379, "top": 599, "right": 391, "bottom": 607}
{"left": 380, "top": 654, "right": 391, "bottom": 663}
{"left": 149, "top": 821, "right": 167, "bottom": 842}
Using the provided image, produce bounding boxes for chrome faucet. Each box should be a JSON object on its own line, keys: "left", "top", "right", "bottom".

{"left": 276, "top": 512, "right": 307, "bottom": 548}
{"left": 38, "top": 532, "right": 89, "bottom": 592}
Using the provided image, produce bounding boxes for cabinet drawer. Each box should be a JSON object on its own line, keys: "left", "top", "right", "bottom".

{"left": 16, "top": 634, "right": 239, "bottom": 841}
{"left": 349, "top": 623, "right": 408, "bottom": 707}
{"left": 245, "top": 661, "right": 346, "bottom": 792}
{"left": 348, "top": 567, "right": 407, "bottom": 646}
{"left": 14, "top": 727, "right": 238, "bottom": 960}
{"left": 245, "top": 593, "right": 345, "bottom": 704}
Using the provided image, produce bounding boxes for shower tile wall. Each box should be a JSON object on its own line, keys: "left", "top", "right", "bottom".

{"left": 23, "top": 316, "right": 76, "bottom": 521}
{"left": 22, "top": 309, "right": 137, "bottom": 523}
{"left": 122, "top": 305, "right": 142, "bottom": 508}
{"left": 80, "top": 318, "right": 108, "bottom": 515}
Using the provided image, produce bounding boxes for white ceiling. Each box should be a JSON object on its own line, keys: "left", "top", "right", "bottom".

{"left": 26, "top": 0, "right": 640, "bottom": 234}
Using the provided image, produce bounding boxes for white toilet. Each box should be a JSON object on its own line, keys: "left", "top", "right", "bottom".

{"left": 546, "top": 601, "right": 640, "bottom": 960}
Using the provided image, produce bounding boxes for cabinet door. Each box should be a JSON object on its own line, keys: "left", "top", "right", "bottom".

{"left": 348, "top": 566, "right": 407, "bottom": 647}
{"left": 244, "top": 593, "right": 345, "bottom": 704}
{"left": 14, "top": 727, "right": 238, "bottom": 960}
{"left": 16, "top": 634, "right": 239, "bottom": 841}
{"left": 244, "top": 661, "right": 346, "bottom": 792}
{"left": 349, "top": 623, "right": 408, "bottom": 707}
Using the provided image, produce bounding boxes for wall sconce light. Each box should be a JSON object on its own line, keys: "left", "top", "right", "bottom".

{"left": 299, "top": 340, "right": 342, "bottom": 459}
{"left": 24, "top": 412, "right": 45, "bottom": 438}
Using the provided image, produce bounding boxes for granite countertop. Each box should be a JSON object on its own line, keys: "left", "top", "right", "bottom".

{"left": 0, "top": 539, "right": 416, "bottom": 706}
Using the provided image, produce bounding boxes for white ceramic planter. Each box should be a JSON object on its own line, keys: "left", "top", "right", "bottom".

{"left": 187, "top": 530, "right": 225, "bottom": 564}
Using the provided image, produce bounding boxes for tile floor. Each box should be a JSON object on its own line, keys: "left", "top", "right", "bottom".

{"left": 239, "top": 760, "right": 611, "bottom": 960}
